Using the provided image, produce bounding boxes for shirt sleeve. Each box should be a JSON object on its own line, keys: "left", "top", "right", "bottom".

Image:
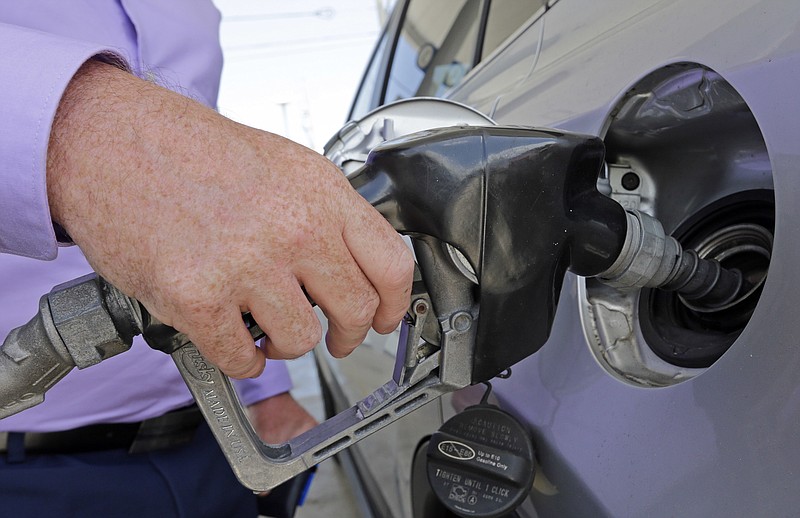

{"left": 233, "top": 359, "right": 295, "bottom": 407}
{"left": 0, "top": 23, "right": 129, "bottom": 260}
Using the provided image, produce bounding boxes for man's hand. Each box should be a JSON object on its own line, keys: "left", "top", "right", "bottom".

{"left": 46, "top": 60, "right": 414, "bottom": 378}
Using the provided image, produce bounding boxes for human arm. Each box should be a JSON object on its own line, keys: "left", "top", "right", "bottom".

{"left": 44, "top": 60, "right": 414, "bottom": 379}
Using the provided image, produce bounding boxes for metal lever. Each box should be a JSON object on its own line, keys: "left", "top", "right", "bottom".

{"left": 172, "top": 342, "right": 447, "bottom": 491}
{"left": 169, "top": 261, "right": 475, "bottom": 491}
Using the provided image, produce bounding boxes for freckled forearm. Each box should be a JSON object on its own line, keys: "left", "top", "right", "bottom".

{"left": 45, "top": 60, "right": 231, "bottom": 293}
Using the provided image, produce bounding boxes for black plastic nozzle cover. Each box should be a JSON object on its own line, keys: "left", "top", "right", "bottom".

{"left": 349, "top": 126, "right": 626, "bottom": 383}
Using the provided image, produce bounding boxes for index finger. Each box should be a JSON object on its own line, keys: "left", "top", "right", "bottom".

{"left": 343, "top": 198, "right": 415, "bottom": 334}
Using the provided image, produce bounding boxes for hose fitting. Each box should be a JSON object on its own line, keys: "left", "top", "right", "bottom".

{"left": 598, "top": 210, "right": 744, "bottom": 312}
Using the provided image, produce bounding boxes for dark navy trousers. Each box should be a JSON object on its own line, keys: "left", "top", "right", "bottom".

{"left": 0, "top": 421, "right": 258, "bottom": 517}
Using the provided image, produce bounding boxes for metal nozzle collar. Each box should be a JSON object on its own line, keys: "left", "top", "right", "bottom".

{"left": 598, "top": 210, "right": 682, "bottom": 290}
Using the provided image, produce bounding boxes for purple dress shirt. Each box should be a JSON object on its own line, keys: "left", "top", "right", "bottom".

{"left": 0, "top": 1, "right": 292, "bottom": 432}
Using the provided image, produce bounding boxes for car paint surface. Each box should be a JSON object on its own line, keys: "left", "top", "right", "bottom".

{"left": 455, "top": 2, "right": 798, "bottom": 515}
{"left": 321, "top": 0, "right": 800, "bottom": 516}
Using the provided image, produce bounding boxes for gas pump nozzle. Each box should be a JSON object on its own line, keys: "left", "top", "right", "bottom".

{"left": 0, "top": 126, "right": 742, "bottom": 491}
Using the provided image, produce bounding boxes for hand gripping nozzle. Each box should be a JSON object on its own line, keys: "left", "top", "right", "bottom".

{"left": 0, "top": 126, "right": 747, "bottom": 492}
{"left": 168, "top": 126, "right": 634, "bottom": 490}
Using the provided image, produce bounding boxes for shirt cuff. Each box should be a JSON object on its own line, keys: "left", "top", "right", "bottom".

{"left": 0, "top": 23, "right": 129, "bottom": 260}
{"left": 233, "top": 360, "right": 294, "bottom": 407}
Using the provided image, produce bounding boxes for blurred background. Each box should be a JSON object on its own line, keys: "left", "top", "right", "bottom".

{"left": 215, "top": 0, "right": 393, "bottom": 151}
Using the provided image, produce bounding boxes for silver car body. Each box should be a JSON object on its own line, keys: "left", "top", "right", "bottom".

{"left": 317, "top": 0, "right": 800, "bottom": 516}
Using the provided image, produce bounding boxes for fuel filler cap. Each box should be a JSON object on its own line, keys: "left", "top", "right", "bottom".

{"left": 426, "top": 403, "right": 535, "bottom": 517}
